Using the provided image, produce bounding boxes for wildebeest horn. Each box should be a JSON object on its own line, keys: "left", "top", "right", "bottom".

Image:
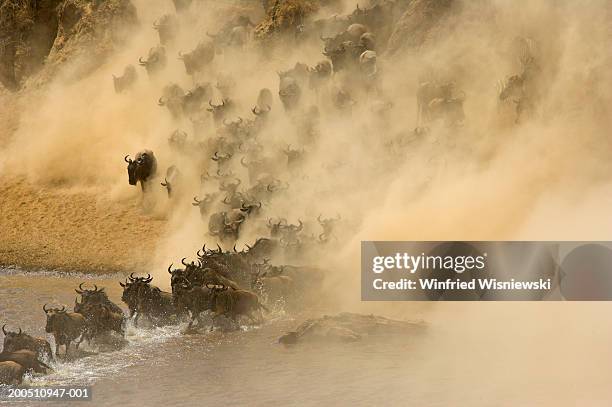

{"left": 245, "top": 243, "right": 252, "bottom": 250}
{"left": 43, "top": 304, "right": 50, "bottom": 313}
{"left": 178, "top": 50, "right": 184, "bottom": 59}
{"left": 161, "top": 178, "right": 168, "bottom": 187}
{"left": 217, "top": 244, "right": 223, "bottom": 253}
{"left": 168, "top": 264, "right": 173, "bottom": 274}
{"left": 139, "top": 56, "right": 146, "bottom": 65}
{"left": 222, "top": 195, "right": 231, "bottom": 204}
{"left": 144, "top": 274, "right": 153, "bottom": 283}
{"left": 212, "top": 151, "right": 220, "bottom": 161}
{"left": 252, "top": 106, "right": 259, "bottom": 115}
{"left": 296, "top": 219, "right": 303, "bottom": 231}
{"left": 317, "top": 214, "right": 323, "bottom": 223}
{"left": 1, "top": 324, "right": 6, "bottom": 335}
{"left": 129, "top": 272, "right": 136, "bottom": 281}
{"left": 59, "top": 305, "right": 66, "bottom": 312}
{"left": 192, "top": 196, "right": 201, "bottom": 206}
{"left": 181, "top": 257, "right": 189, "bottom": 266}
{"left": 124, "top": 155, "right": 132, "bottom": 163}
{"left": 158, "top": 97, "right": 166, "bottom": 106}
{"left": 240, "top": 157, "right": 248, "bottom": 167}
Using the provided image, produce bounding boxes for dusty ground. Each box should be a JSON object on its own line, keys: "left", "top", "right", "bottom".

{"left": 0, "top": 177, "right": 165, "bottom": 273}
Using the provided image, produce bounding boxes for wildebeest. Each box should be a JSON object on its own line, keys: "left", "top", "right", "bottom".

{"left": 278, "top": 75, "right": 302, "bottom": 111}
{"left": 153, "top": 14, "right": 178, "bottom": 46}
{"left": 2, "top": 324, "right": 53, "bottom": 361}
{"left": 161, "top": 165, "right": 180, "bottom": 198}
{"left": 124, "top": 150, "right": 158, "bottom": 192}
{"left": 138, "top": 45, "right": 167, "bottom": 77}
{"left": 182, "top": 83, "right": 214, "bottom": 117}
{"left": 318, "top": 214, "right": 341, "bottom": 242}
{"left": 283, "top": 144, "right": 305, "bottom": 167}
{"left": 192, "top": 193, "right": 217, "bottom": 218}
{"left": 416, "top": 81, "right": 456, "bottom": 125}
{"left": 251, "top": 262, "right": 294, "bottom": 304}
{"left": 75, "top": 283, "right": 124, "bottom": 315}
{"left": 0, "top": 350, "right": 49, "bottom": 374}
{"left": 0, "top": 361, "right": 25, "bottom": 385}
{"left": 206, "top": 16, "right": 255, "bottom": 50}
{"left": 427, "top": 95, "right": 465, "bottom": 126}
{"left": 77, "top": 302, "right": 125, "bottom": 339}
{"left": 168, "top": 129, "right": 188, "bottom": 152}
{"left": 172, "top": 280, "right": 213, "bottom": 329}
{"left": 359, "top": 50, "right": 377, "bottom": 79}
{"left": 210, "top": 202, "right": 261, "bottom": 240}
{"left": 158, "top": 83, "right": 186, "bottom": 118}
{"left": 211, "top": 151, "right": 233, "bottom": 172}
{"left": 308, "top": 60, "right": 333, "bottom": 91}
{"left": 120, "top": 274, "right": 178, "bottom": 326}
{"left": 74, "top": 283, "right": 125, "bottom": 338}
{"left": 179, "top": 41, "right": 215, "bottom": 75}
{"left": 207, "top": 98, "right": 235, "bottom": 125}
{"left": 256, "top": 88, "right": 273, "bottom": 111}
{"left": 43, "top": 305, "right": 87, "bottom": 356}
{"left": 112, "top": 65, "right": 137, "bottom": 94}
{"left": 207, "top": 284, "right": 268, "bottom": 329}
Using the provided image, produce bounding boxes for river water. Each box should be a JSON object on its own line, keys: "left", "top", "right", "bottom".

{"left": 1, "top": 268, "right": 611, "bottom": 406}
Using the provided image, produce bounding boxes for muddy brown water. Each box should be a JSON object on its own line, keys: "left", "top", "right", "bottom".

{"left": 1, "top": 269, "right": 611, "bottom": 406}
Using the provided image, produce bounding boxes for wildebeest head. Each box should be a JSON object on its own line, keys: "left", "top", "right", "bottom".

{"left": 153, "top": 14, "right": 178, "bottom": 46}
{"left": 75, "top": 282, "right": 109, "bottom": 306}
{"left": 1, "top": 325, "right": 24, "bottom": 350}
{"left": 139, "top": 46, "right": 167, "bottom": 76}
{"left": 267, "top": 218, "right": 287, "bottom": 237}
{"left": 43, "top": 304, "right": 67, "bottom": 333}
{"left": 207, "top": 99, "right": 233, "bottom": 124}
{"left": 240, "top": 201, "right": 262, "bottom": 215}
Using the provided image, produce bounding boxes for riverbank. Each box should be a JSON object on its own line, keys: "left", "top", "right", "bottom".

{"left": 0, "top": 177, "right": 165, "bottom": 273}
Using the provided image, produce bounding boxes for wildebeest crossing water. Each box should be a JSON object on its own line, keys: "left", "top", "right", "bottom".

{"left": 2, "top": 268, "right": 612, "bottom": 406}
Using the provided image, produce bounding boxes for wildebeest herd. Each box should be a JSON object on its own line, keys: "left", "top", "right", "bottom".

{"left": 1, "top": 0, "right": 543, "bottom": 386}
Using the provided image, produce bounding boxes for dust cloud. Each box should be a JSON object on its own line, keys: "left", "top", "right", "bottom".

{"left": 2, "top": 0, "right": 612, "bottom": 308}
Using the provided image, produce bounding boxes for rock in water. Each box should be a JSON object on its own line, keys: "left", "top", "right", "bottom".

{"left": 278, "top": 312, "right": 425, "bottom": 344}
